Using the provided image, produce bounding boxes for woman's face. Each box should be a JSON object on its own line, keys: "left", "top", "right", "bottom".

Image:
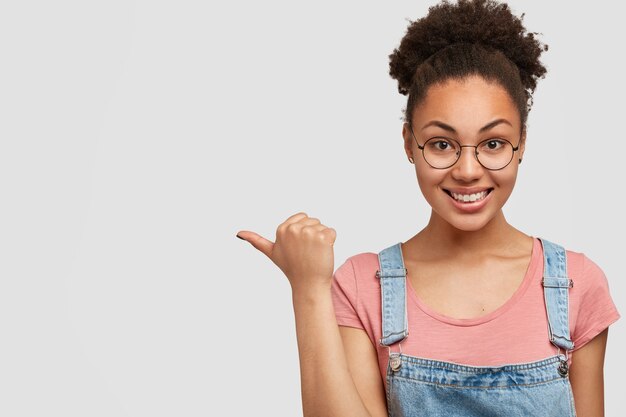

{"left": 402, "top": 75, "right": 526, "bottom": 232}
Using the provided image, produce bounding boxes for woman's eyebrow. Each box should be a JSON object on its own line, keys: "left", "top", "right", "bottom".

{"left": 421, "top": 118, "right": 512, "bottom": 133}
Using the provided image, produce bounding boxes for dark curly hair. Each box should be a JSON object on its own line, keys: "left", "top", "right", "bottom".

{"left": 388, "top": 0, "right": 549, "bottom": 131}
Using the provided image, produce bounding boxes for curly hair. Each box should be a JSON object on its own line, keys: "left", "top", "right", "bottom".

{"left": 388, "top": 0, "right": 549, "bottom": 130}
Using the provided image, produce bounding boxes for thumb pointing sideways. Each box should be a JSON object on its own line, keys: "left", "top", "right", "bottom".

{"left": 236, "top": 231, "right": 274, "bottom": 259}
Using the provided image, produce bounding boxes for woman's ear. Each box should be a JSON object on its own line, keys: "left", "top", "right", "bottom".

{"left": 518, "top": 126, "right": 527, "bottom": 163}
{"left": 402, "top": 122, "right": 414, "bottom": 162}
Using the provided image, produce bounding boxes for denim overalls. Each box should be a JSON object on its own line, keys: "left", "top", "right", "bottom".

{"left": 375, "top": 238, "right": 577, "bottom": 417}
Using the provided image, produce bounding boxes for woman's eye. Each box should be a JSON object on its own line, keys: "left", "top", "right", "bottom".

{"left": 433, "top": 140, "right": 451, "bottom": 150}
{"left": 483, "top": 139, "right": 505, "bottom": 150}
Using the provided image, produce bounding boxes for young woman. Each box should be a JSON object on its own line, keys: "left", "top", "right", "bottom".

{"left": 236, "top": 0, "right": 620, "bottom": 415}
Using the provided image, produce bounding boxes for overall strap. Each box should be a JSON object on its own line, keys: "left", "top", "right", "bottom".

{"left": 376, "top": 243, "right": 409, "bottom": 346}
{"left": 539, "top": 238, "right": 575, "bottom": 351}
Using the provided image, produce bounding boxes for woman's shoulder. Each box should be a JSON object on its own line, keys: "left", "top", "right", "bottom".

{"left": 555, "top": 244, "right": 621, "bottom": 351}
{"left": 333, "top": 251, "right": 383, "bottom": 295}
{"left": 344, "top": 251, "right": 379, "bottom": 271}
{"left": 561, "top": 245, "right": 607, "bottom": 288}
{"left": 558, "top": 243, "right": 619, "bottom": 321}
{"left": 331, "top": 251, "right": 384, "bottom": 331}
{"left": 538, "top": 238, "right": 604, "bottom": 286}
{"left": 335, "top": 251, "right": 379, "bottom": 279}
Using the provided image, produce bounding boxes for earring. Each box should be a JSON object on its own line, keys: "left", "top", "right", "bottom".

{"left": 518, "top": 158, "right": 522, "bottom": 165}
{"left": 408, "top": 156, "right": 414, "bottom": 164}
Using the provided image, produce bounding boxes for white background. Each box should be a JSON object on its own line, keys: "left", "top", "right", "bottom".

{"left": 0, "top": 0, "right": 623, "bottom": 415}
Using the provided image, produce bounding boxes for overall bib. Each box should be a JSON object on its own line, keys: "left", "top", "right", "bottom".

{"left": 376, "top": 238, "right": 577, "bottom": 417}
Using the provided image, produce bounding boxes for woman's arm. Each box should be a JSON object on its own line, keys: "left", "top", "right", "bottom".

{"left": 569, "top": 327, "right": 609, "bottom": 416}
{"left": 238, "top": 212, "right": 383, "bottom": 417}
{"left": 338, "top": 326, "right": 388, "bottom": 416}
{"left": 292, "top": 288, "right": 387, "bottom": 417}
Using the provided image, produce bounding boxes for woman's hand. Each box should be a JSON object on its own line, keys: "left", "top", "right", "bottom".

{"left": 236, "top": 212, "right": 336, "bottom": 294}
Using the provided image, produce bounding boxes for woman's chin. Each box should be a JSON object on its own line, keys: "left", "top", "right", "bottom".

{"left": 449, "top": 219, "right": 491, "bottom": 232}
{"left": 434, "top": 209, "right": 497, "bottom": 232}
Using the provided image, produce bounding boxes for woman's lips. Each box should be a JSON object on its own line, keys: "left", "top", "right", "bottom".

{"left": 443, "top": 188, "right": 494, "bottom": 213}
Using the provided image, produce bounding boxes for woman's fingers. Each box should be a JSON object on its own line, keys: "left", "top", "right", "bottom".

{"left": 277, "top": 212, "right": 309, "bottom": 234}
{"left": 323, "top": 226, "right": 337, "bottom": 245}
{"left": 301, "top": 223, "right": 335, "bottom": 244}
{"left": 283, "top": 211, "right": 309, "bottom": 225}
{"left": 236, "top": 230, "right": 274, "bottom": 258}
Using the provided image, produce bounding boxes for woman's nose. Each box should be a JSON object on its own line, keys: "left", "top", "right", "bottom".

{"left": 450, "top": 146, "right": 483, "bottom": 181}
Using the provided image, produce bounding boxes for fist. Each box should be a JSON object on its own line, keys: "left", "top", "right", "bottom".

{"left": 237, "top": 212, "right": 336, "bottom": 293}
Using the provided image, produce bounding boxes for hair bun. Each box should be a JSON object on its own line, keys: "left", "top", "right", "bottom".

{"left": 389, "top": 0, "right": 549, "bottom": 96}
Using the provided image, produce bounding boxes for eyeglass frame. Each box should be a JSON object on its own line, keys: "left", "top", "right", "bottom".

{"left": 407, "top": 122, "right": 522, "bottom": 171}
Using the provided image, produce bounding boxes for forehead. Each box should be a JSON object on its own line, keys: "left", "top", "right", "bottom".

{"left": 412, "top": 76, "right": 520, "bottom": 130}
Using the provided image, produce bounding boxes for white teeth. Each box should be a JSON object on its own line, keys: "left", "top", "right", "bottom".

{"left": 450, "top": 190, "right": 489, "bottom": 203}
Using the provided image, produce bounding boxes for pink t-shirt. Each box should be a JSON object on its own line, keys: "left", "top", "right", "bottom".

{"left": 331, "top": 237, "right": 620, "bottom": 390}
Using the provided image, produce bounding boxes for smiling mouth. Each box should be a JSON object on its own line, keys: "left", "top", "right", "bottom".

{"left": 443, "top": 188, "right": 494, "bottom": 203}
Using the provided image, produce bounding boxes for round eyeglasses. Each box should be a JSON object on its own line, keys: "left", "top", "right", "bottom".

{"left": 409, "top": 123, "right": 521, "bottom": 171}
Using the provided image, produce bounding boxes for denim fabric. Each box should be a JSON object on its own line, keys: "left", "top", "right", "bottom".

{"left": 541, "top": 239, "right": 575, "bottom": 351}
{"left": 376, "top": 253, "right": 409, "bottom": 346}
{"left": 376, "top": 238, "right": 576, "bottom": 417}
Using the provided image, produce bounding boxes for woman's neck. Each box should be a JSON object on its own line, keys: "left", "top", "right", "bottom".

{"left": 409, "top": 209, "right": 528, "bottom": 260}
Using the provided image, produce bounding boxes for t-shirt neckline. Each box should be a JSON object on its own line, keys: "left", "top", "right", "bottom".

{"left": 401, "top": 236, "right": 541, "bottom": 327}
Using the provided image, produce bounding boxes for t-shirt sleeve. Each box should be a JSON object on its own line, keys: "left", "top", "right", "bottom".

{"left": 571, "top": 255, "right": 621, "bottom": 352}
{"left": 330, "top": 258, "right": 365, "bottom": 330}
